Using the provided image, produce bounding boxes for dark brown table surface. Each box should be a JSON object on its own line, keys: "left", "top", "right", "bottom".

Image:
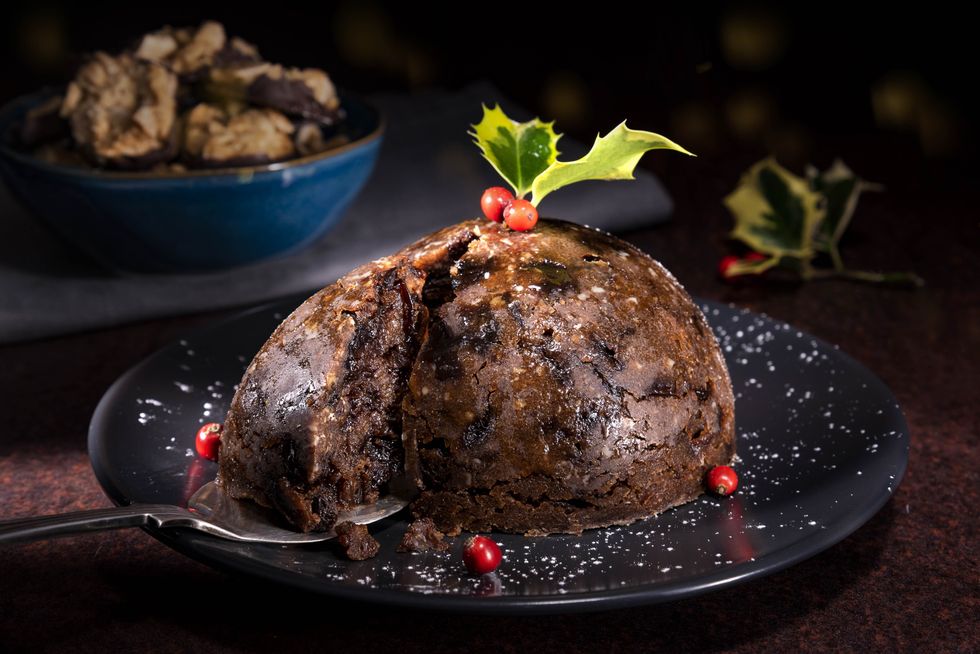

{"left": 0, "top": 136, "right": 976, "bottom": 653}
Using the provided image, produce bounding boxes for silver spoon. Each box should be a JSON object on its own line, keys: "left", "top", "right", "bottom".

{"left": 0, "top": 481, "right": 409, "bottom": 545}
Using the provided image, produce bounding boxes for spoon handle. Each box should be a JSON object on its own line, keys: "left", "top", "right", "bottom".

{"left": 0, "top": 505, "right": 189, "bottom": 544}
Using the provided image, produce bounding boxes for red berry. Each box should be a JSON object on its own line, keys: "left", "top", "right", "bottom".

{"left": 719, "top": 252, "right": 768, "bottom": 280}
{"left": 480, "top": 187, "right": 514, "bottom": 223}
{"left": 462, "top": 535, "right": 502, "bottom": 574}
{"left": 706, "top": 465, "right": 739, "bottom": 496}
{"left": 195, "top": 422, "right": 223, "bottom": 461}
{"left": 718, "top": 255, "right": 740, "bottom": 278}
{"left": 503, "top": 199, "right": 538, "bottom": 232}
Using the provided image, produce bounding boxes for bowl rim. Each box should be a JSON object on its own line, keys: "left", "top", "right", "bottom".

{"left": 0, "top": 87, "right": 384, "bottom": 181}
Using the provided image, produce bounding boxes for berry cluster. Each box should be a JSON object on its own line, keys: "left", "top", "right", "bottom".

{"left": 480, "top": 187, "right": 538, "bottom": 231}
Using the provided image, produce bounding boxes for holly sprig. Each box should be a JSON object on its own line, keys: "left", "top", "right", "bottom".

{"left": 722, "top": 158, "right": 923, "bottom": 286}
{"left": 469, "top": 104, "right": 693, "bottom": 208}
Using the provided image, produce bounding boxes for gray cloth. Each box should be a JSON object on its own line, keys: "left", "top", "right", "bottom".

{"left": 0, "top": 81, "right": 674, "bottom": 344}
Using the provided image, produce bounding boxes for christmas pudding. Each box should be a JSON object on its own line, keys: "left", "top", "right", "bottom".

{"left": 216, "top": 104, "right": 735, "bottom": 536}
{"left": 217, "top": 218, "right": 735, "bottom": 535}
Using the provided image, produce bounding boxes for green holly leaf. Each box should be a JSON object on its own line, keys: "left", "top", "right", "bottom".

{"left": 469, "top": 104, "right": 561, "bottom": 198}
{"left": 723, "top": 158, "right": 826, "bottom": 259}
{"left": 530, "top": 122, "right": 694, "bottom": 206}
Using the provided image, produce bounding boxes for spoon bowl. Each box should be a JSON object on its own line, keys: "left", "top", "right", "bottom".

{"left": 187, "top": 481, "right": 410, "bottom": 544}
{"left": 0, "top": 480, "right": 409, "bottom": 545}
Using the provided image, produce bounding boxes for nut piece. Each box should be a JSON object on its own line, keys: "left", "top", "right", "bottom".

{"left": 205, "top": 62, "right": 341, "bottom": 124}
{"left": 32, "top": 21, "right": 342, "bottom": 171}
{"left": 135, "top": 20, "right": 260, "bottom": 78}
{"left": 335, "top": 521, "right": 380, "bottom": 561}
{"left": 292, "top": 125, "right": 349, "bottom": 157}
{"left": 397, "top": 518, "right": 451, "bottom": 553}
{"left": 60, "top": 52, "right": 178, "bottom": 169}
{"left": 182, "top": 103, "right": 295, "bottom": 167}
{"left": 250, "top": 66, "right": 341, "bottom": 123}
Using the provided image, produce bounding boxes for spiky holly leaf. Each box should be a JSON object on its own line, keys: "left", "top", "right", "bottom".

{"left": 469, "top": 104, "right": 561, "bottom": 198}
{"left": 530, "top": 122, "right": 693, "bottom": 206}
{"left": 723, "top": 158, "right": 826, "bottom": 259}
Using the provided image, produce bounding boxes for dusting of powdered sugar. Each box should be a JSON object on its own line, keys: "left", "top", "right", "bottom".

{"left": 118, "top": 300, "right": 906, "bottom": 601}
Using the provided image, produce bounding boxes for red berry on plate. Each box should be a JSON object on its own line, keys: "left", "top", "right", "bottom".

{"left": 718, "top": 255, "right": 740, "bottom": 278}
{"left": 196, "top": 422, "right": 223, "bottom": 461}
{"left": 481, "top": 187, "right": 514, "bottom": 223}
{"left": 706, "top": 465, "right": 738, "bottom": 496}
{"left": 503, "top": 199, "right": 538, "bottom": 231}
{"left": 463, "top": 535, "right": 502, "bottom": 574}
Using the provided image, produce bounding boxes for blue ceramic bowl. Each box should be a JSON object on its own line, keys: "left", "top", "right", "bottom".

{"left": 0, "top": 90, "right": 383, "bottom": 272}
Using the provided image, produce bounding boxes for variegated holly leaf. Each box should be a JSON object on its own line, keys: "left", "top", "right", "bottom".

{"left": 723, "top": 158, "right": 923, "bottom": 287}
{"left": 723, "top": 158, "right": 826, "bottom": 259}
{"left": 530, "top": 122, "right": 693, "bottom": 206}
{"left": 469, "top": 104, "right": 561, "bottom": 198}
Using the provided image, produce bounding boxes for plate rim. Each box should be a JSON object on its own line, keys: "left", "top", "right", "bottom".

{"left": 87, "top": 297, "right": 910, "bottom": 614}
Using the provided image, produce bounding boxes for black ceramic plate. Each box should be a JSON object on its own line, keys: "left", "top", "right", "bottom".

{"left": 89, "top": 297, "right": 908, "bottom": 614}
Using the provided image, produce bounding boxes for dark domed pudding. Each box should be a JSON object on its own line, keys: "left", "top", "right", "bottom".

{"left": 217, "top": 219, "right": 735, "bottom": 535}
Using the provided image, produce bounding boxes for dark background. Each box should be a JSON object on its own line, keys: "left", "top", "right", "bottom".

{"left": 2, "top": 1, "right": 976, "bottom": 173}
{"left": 1, "top": 4, "right": 977, "bottom": 653}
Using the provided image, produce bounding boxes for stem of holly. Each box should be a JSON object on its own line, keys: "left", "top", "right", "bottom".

{"left": 828, "top": 244, "right": 846, "bottom": 273}
{"left": 805, "top": 267, "right": 924, "bottom": 287}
